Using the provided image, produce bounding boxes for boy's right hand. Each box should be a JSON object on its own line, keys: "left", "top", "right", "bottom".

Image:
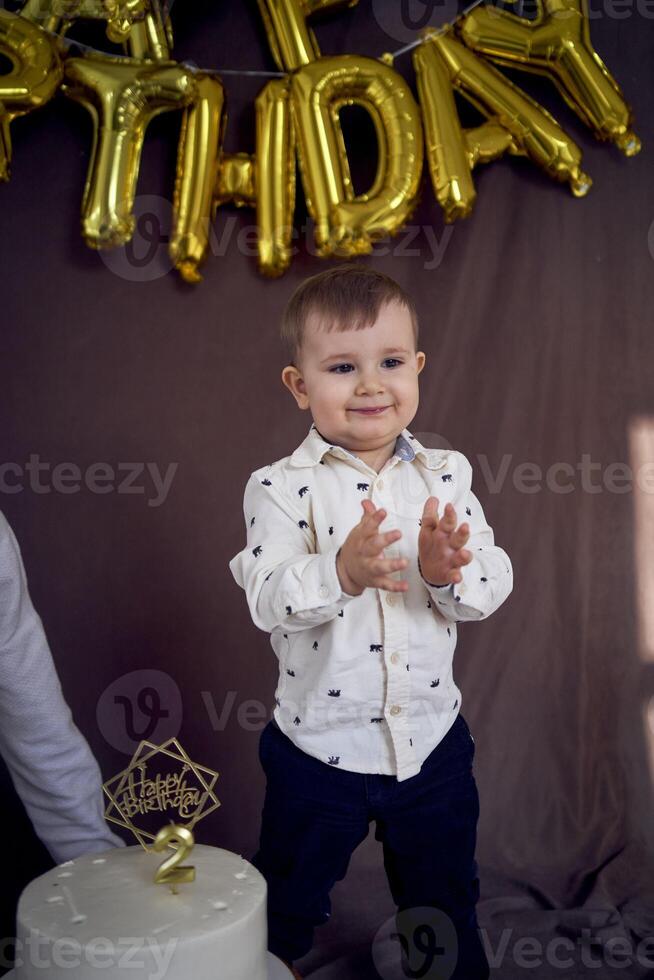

{"left": 336, "top": 500, "right": 409, "bottom": 596}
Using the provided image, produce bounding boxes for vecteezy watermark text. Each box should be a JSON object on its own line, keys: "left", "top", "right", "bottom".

{"left": 98, "top": 196, "right": 456, "bottom": 281}
{"left": 371, "top": 912, "right": 654, "bottom": 979}
{"left": 371, "top": 0, "right": 654, "bottom": 46}
{"left": 476, "top": 452, "right": 654, "bottom": 495}
{"left": 1, "top": 932, "right": 177, "bottom": 979}
{"left": 0, "top": 457, "right": 178, "bottom": 507}
{"left": 483, "top": 927, "right": 654, "bottom": 971}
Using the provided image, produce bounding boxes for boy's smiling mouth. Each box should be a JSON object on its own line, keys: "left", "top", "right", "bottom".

{"left": 348, "top": 406, "right": 391, "bottom": 415}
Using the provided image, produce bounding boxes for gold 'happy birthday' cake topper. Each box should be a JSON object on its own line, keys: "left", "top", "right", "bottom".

{"left": 103, "top": 737, "right": 221, "bottom": 852}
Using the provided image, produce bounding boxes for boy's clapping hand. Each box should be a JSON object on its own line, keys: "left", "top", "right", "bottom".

{"left": 418, "top": 497, "right": 473, "bottom": 586}
{"left": 336, "top": 500, "right": 409, "bottom": 596}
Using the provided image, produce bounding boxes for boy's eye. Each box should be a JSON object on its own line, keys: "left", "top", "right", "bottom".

{"left": 328, "top": 359, "right": 403, "bottom": 373}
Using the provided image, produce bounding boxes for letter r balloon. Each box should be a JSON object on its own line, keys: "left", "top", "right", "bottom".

{"left": 0, "top": 10, "right": 62, "bottom": 182}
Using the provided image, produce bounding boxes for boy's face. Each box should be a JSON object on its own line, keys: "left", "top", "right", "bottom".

{"left": 281, "top": 300, "right": 425, "bottom": 457}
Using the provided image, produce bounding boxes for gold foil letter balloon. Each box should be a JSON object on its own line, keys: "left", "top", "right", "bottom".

{"left": 170, "top": 72, "right": 226, "bottom": 284}
{"left": 258, "top": 0, "right": 361, "bottom": 72}
{"left": 20, "top": 0, "right": 149, "bottom": 42}
{"left": 459, "top": 0, "right": 640, "bottom": 155}
{"left": 254, "top": 80, "right": 295, "bottom": 277}
{"left": 291, "top": 55, "right": 423, "bottom": 257}
{"left": 414, "top": 30, "right": 591, "bottom": 221}
{"left": 169, "top": 75, "right": 296, "bottom": 282}
{"left": 121, "top": 0, "right": 173, "bottom": 62}
{"left": 258, "top": 0, "right": 421, "bottom": 260}
{"left": 253, "top": 79, "right": 296, "bottom": 277}
{"left": 413, "top": 33, "right": 478, "bottom": 223}
{"left": 0, "top": 9, "right": 62, "bottom": 181}
{"left": 21, "top": 0, "right": 172, "bottom": 60}
{"left": 62, "top": 56, "right": 196, "bottom": 248}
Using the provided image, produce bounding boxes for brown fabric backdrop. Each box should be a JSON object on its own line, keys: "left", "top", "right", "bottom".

{"left": 1, "top": 1, "right": 654, "bottom": 976}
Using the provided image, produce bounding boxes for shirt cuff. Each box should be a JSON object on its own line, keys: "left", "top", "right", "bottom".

{"left": 418, "top": 555, "right": 487, "bottom": 621}
{"left": 322, "top": 547, "right": 358, "bottom": 603}
{"left": 278, "top": 548, "right": 358, "bottom": 619}
{"left": 417, "top": 556, "right": 451, "bottom": 590}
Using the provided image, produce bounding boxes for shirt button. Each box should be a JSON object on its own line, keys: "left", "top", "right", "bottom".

{"left": 390, "top": 653, "right": 400, "bottom": 665}
{"left": 318, "top": 585, "right": 329, "bottom": 598}
{"left": 385, "top": 593, "right": 396, "bottom": 606}
{"left": 390, "top": 705, "right": 402, "bottom": 716}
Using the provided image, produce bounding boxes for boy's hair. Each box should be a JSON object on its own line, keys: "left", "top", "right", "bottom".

{"left": 280, "top": 264, "right": 419, "bottom": 366}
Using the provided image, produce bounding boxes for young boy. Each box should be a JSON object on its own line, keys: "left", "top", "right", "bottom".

{"left": 229, "top": 265, "right": 513, "bottom": 979}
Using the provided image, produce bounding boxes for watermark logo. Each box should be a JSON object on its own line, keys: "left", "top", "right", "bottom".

{"left": 371, "top": 914, "right": 654, "bottom": 977}
{"left": 95, "top": 195, "right": 455, "bottom": 281}
{"left": 3, "top": 931, "right": 178, "bottom": 980}
{"left": 478, "top": 926, "right": 654, "bottom": 971}
{"left": 372, "top": 0, "right": 654, "bottom": 44}
{"left": 98, "top": 194, "right": 174, "bottom": 282}
{"left": 0, "top": 457, "right": 178, "bottom": 507}
{"left": 384, "top": 442, "right": 654, "bottom": 526}
{"left": 372, "top": 907, "right": 458, "bottom": 979}
{"left": 96, "top": 669, "right": 183, "bottom": 754}
{"left": 198, "top": 689, "right": 453, "bottom": 737}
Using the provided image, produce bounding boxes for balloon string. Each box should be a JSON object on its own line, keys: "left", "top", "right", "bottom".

{"left": 44, "top": 0, "right": 489, "bottom": 72}
{"left": 387, "top": 0, "right": 488, "bottom": 60}
{"left": 202, "top": 69, "right": 285, "bottom": 77}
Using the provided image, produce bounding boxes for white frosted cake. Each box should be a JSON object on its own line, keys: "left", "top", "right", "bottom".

{"left": 14, "top": 844, "right": 270, "bottom": 979}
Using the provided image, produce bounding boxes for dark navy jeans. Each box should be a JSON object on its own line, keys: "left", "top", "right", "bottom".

{"left": 251, "top": 713, "right": 489, "bottom": 978}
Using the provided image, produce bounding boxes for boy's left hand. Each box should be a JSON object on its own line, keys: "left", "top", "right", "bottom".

{"left": 418, "top": 497, "right": 473, "bottom": 586}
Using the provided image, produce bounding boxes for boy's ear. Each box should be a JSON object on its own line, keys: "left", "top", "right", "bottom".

{"left": 416, "top": 351, "right": 426, "bottom": 374}
{"left": 281, "top": 364, "right": 310, "bottom": 410}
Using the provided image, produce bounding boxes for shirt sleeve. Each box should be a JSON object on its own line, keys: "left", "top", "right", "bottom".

{"left": 0, "top": 513, "right": 124, "bottom": 864}
{"left": 419, "top": 452, "right": 513, "bottom": 623}
{"left": 229, "top": 470, "right": 358, "bottom": 633}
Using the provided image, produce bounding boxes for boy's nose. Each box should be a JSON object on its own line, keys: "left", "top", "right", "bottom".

{"left": 355, "top": 372, "right": 384, "bottom": 395}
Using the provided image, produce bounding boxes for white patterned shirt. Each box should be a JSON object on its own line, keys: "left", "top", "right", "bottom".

{"left": 229, "top": 424, "right": 513, "bottom": 781}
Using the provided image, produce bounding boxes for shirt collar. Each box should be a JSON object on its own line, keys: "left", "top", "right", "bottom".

{"left": 288, "top": 424, "right": 450, "bottom": 470}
